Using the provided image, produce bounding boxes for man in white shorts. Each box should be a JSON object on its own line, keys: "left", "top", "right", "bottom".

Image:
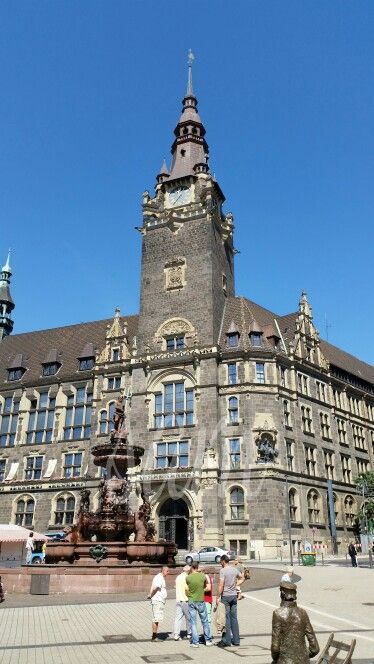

{"left": 147, "top": 566, "right": 169, "bottom": 641}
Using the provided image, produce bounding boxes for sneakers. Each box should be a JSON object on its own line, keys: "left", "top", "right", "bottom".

{"left": 174, "top": 636, "right": 180, "bottom": 641}
{"left": 151, "top": 634, "right": 157, "bottom": 641}
{"left": 216, "top": 641, "right": 230, "bottom": 648}
{"left": 190, "top": 643, "right": 199, "bottom": 648}
{"left": 205, "top": 641, "right": 213, "bottom": 647}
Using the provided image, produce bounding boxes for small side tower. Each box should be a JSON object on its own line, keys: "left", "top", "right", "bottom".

{"left": 0, "top": 251, "right": 15, "bottom": 340}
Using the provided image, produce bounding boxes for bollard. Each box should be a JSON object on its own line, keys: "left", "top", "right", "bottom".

{"left": 321, "top": 552, "right": 324, "bottom": 566}
{"left": 257, "top": 552, "right": 261, "bottom": 563}
{"left": 345, "top": 553, "right": 348, "bottom": 566}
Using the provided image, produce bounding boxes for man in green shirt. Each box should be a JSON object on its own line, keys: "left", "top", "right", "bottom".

{"left": 186, "top": 562, "right": 213, "bottom": 648}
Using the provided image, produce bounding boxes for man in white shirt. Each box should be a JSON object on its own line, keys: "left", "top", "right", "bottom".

{"left": 25, "top": 532, "right": 34, "bottom": 565}
{"left": 147, "top": 566, "right": 169, "bottom": 641}
{"left": 281, "top": 566, "right": 294, "bottom": 583}
{"left": 174, "top": 564, "right": 191, "bottom": 640}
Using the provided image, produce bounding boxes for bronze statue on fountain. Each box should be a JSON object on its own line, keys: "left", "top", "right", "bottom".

{"left": 46, "top": 395, "right": 177, "bottom": 566}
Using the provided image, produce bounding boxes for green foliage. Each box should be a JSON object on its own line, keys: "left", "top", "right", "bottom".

{"left": 354, "top": 471, "right": 374, "bottom": 492}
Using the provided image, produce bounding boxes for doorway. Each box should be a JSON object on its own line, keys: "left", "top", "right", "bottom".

{"left": 159, "top": 498, "right": 189, "bottom": 549}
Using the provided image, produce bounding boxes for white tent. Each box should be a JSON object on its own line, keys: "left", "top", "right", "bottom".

{"left": 0, "top": 525, "right": 47, "bottom": 567}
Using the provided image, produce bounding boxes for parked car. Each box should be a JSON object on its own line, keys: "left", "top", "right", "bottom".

{"left": 185, "top": 546, "right": 234, "bottom": 564}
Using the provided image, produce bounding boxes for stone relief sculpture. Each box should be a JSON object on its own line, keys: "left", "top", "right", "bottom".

{"left": 256, "top": 435, "right": 278, "bottom": 464}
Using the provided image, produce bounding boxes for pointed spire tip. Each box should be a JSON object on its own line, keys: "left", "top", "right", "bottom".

{"left": 2, "top": 249, "right": 11, "bottom": 273}
{"left": 187, "top": 49, "right": 195, "bottom": 96}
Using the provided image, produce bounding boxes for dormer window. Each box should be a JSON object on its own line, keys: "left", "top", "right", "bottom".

{"left": 111, "top": 348, "right": 120, "bottom": 362}
{"left": 42, "top": 363, "right": 60, "bottom": 377}
{"left": 7, "top": 354, "right": 26, "bottom": 382}
{"left": 250, "top": 332, "right": 262, "bottom": 347}
{"left": 78, "top": 342, "right": 95, "bottom": 371}
{"left": 166, "top": 335, "right": 185, "bottom": 351}
{"left": 227, "top": 333, "right": 239, "bottom": 348}
{"left": 8, "top": 368, "right": 24, "bottom": 381}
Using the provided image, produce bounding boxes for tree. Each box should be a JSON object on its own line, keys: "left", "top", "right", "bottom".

{"left": 354, "top": 472, "right": 374, "bottom": 534}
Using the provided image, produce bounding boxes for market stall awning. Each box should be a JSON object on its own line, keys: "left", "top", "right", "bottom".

{"left": 0, "top": 525, "right": 48, "bottom": 542}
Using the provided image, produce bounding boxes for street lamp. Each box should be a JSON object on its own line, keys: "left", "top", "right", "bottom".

{"left": 285, "top": 475, "right": 294, "bottom": 566}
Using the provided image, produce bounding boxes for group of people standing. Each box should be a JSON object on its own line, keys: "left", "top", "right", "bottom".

{"left": 147, "top": 555, "right": 244, "bottom": 647}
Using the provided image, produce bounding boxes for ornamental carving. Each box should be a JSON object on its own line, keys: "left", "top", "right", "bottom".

{"left": 164, "top": 258, "right": 186, "bottom": 291}
{"left": 155, "top": 317, "right": 195, "bottom": 340}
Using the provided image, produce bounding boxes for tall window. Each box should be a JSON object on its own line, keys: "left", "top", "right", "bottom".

{"left": 111, "top": 348, "right": 120, "bottom": 362}
{"left": 99, "top": 402, "right": 115, "bottom": 435}
{"left": 279, "top": 366, "right": 287, "bottom": 387}
{"left": 55, "top": 495, "right": 75, "bottom": 525}
{"left": 255, "top": 362, "right": 265, "bottom": 384}
{"left": 289, "top": 488, "right": 299, "bottom": 522}
{"left": 305, "top": 445, "right": 317, "bottom": 476}
{"left": 25, "top": 456, "right": 43, "bottom": 480}
{"left": 320, "top": 412, "right": 331, "bottom": 439}
{"left": 316, "top": 381, "right": 326, "bottom": 402}
{"left": 352, "top": 425, "right": 366, "bottom": 451}
{"left": 301, "top": 406, "right": 313, "bottom": 433}
{"left": 63, "top": 453, "right": 82, "bottom": 478}
{"left": 155, "top": 440, "right": 189, "bottom": 468}
{"left": 283, "top": 400, "right": 291, "bottom": 427}
{"left": 286, "top": 439, "right": 294, "bottom": 471}
{"left": 227, "top": 332, "right": 239, "bottom": 348}
{"left": 349, "top": 396, "right": 361, "bottom": 416}
{"left": 307, "top": 489, "right": 321, "bottom": 524}
{"left": 166, "top": 335, "right": 185, "bottom": 351}
{"left": 107, "top": 376, "right": 121, "bottom": 390}
{"left": 229, "top": 438, "right": 240, "bottom": 469}
{"left": 228, "top": 396, "right": 238, "bottom": 423}
{"left": 337, "top": 418, "right": 347, "bottom": 444}
{"left": 154, "top": 382, "right": 194, "bottom": 428}
{"left": 0, "top": 459, "right": 6, "bottom": 481}
{"left": 15, "top": 497, "right": 35, "bottom": 526}
{"left": 333, "top": 389, "right": 342, "bottom": 409}
{"left": 341, "top": 454, "right": 352, "bottom": 483}
{"left": 0, "top": 396, "right": 19, "bottom": 447}
{"left": 229, "top": 487, "right": 245, "bottom": 520}
{"left": 26, "top": 393, "right": 56, "bottom": 444}
{"left": 229, "top": 539, "right": 247, "bottom": 557}
{"left": 344, "top": 495, "right": 356, "bottom": 527}
{"left": 324, "top": 450, "right": 335, "bottom": 479}
{"left": 357, "top": 458, "right": 369, "bottom": 475}
{"left": 227, "top": 363, "right": 237, "bottom": 385}
{"left": 297, "top": 373, "right": 309, "bottom": 395}
{"left": 64, "top": 386, "right": 92, "bottom": 440}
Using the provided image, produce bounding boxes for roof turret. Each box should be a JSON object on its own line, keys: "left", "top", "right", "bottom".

{"left": 0, "top": 250, "right": 15, "bottom": 339}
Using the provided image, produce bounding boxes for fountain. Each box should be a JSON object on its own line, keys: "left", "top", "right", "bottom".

{"left": 46, "top": 396, "right": 177, "bottom": 566}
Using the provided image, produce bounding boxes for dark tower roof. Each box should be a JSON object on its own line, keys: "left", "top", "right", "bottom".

{"left": 0, "top": 251, "right": 15, "bottom": 340}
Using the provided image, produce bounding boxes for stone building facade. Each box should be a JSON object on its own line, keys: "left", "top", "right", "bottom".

{"left": 0, "top": 64, "right": 373, "bottom": 559}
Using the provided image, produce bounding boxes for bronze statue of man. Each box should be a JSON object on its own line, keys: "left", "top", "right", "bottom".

{"left": 113, "top": 395, "right": 125, "bottom": 432}
{"left": 271, "top": 582, "right": 319, "bottom": 664}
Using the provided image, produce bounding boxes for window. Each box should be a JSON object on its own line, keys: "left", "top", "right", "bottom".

{"left": 352, "top": 425, "right": 366, "bottom": 451}
{"left": 227, "top": 333, "right": 239, "bottom": 348}
{"left": 99, "top": 402, "right": 115, "bottom": 435}
{"left": 279, "top": 366, "right": 287, "bottom": 387}
{"left": 349, "top": 396, "right": 361, "bottom": 416}
{"left": 341, "top": 454, "right": 352, "bottom": 484}
{"left": 111, "top": 348, "right": 120, "bottom": 362}
{"left": 25, "top": 456, "right": 43, "bottom": 480}
{"left": 283, "top": 400, "right": 291, "bottom": 427}
{"left": 307, "top": 489, "right": 321, "bottom": 524}
{"left": 166, "top": 335, "right": 185, "bottom": 351}
{"left": 305, "top": 445, "right": 317, "bottom": 476}
{"left": 63, "top": 453, "right": 82, "bottom": 478}
{"left": 7, "top": 368, "right": 25, "bottom": 381}
{"left": 63, "top": 386, "right": 92, "bottom": 440}
{"left": 107, "top": 376, "right": 121, "bottom": 390}
{"left": 0, "top": 396, "right": 20, "bottom": 447}
{"left": 228, "top": 363, "right": 237, "bottom": 385}
{"left": 297, "top": 373, "right": 309, "bottom": 395}
{"left": 255, "top": 362, "right": 265, "bottom": 384}
{"left": 229, "top": 487, "right": 245, "bottom": 520}
{"left": 15, "top": 497, "right": 34, "bottom": 526}
{"left": 301, "top": 406, "right": 313, "bottom": 433}
{"left": 333, "top": 389, "right": 342, "bottom": 409}
{"left": 289, "top": 488, "right": 299, "bottom": 522}
{"left": 0, "top": 459, "right": 6, "bottom": 481}
{"left": 155, "top": 440, "right": 189, "bottom": 468}
{"left": 26, "top": 393, "right": 56, "bottom": 444}
{"left": 357, "top": 458, "right": 369, "bottom": 475}
{"left": 229, "top": 438, "right": 240, "bottom": 469}
{"left": 316, "top": 381, "right": 326, "bottom": 402}
{"left": 320, "top": 412, "right": 331, "bottom": 439}
{"left": 286, "top": 439, "right": 294, "bottom": 471}
{"left": 250, "top": 332, "right": 262, "bottom": 347}
{"left": 42, "top": 362, "right": 60, "bottom": 376}
{"left": 55, "top": 495, "right": 75, "bottom": 525}
{"left": 344, "top": 495, "right": 356, "bottom": 527}
{"left": 229, "top": 539, "right": 247, "bottom": 556}
{"left": 337, "top": 418, "right": 347, "bottom": 444}
{"left": 154, "top": 382, "right": 194, "bottom": 429}
{"left": 324, "top": 450, "right": 335, "bottom": 479}
{"left": 228, "top": 396, "right": 238, "bottom": 424}
{"left": 79, "top": 357, "right": 94, "bottom": 371}
{"left": 222, "top": 274, "right": 227, "bottom": 295}
{"left": 367, "top": 403, "right": 374, "bottom": 421}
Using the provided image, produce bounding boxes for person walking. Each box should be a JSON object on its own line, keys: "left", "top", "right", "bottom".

{"left": 216, "top": 554, "right": 244, "bottom": 648}
{"left": 25, "top": 532, "right": 34, "bottom": 565}
{"left": 147, "top": 566, "right": 169, "bottom": 641}
{"left": 173, "top": 564, "right": 191, "bottom": 640}
{"left": 348, "top": 541, "right": 358, "bottom": 567}
{"left": 186, "top": 561, "right": 213, "bottom": 648}
{"left": 41, "top": 541, "right": 47, "bottom": 564}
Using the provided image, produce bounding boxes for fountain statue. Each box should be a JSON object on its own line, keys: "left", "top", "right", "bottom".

{"left": 46, "top": 398, "right": 177, "bottom": 566}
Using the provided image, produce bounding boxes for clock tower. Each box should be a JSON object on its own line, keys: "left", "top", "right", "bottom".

{"left": 136, "top": 54, "right": 235, "bottom": 353}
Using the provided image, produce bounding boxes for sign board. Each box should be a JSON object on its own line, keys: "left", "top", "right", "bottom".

{"left": 304, "top": 540, "right": 312, "bottom": 553}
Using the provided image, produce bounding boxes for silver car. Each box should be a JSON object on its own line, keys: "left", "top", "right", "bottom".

{"left": 185, "top": 546, "right": 234, "bottom": 564}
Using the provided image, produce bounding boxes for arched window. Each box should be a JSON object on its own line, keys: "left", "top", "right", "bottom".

{"left": 15, "top": 496, "right": 35, "bottom": 527}
{"left": 55, "top": 494, "right": 76, "bottom": 525}
{"left": 307, "top": 489, "right": 321, "bottom": 524}
{"left": 228, "top": 397, "right": 238, "bottom": 423}
{"left": 344, "top": 495, "right": 356, "bottom": 527}
{"left": 229, "top": 487, "right": 245, "bottom": 520}
{"left": 99, "top": 402, "right": 115, "bottom": 435}
{"left": 289, "top": 488, "right": 300, "bottom": 522}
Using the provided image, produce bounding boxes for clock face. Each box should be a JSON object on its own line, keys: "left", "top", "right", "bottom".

{"left": 168, "top": 186, "right": 191, "bottom": 207}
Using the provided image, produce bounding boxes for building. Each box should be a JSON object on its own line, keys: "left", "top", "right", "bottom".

{"left": 0, "top": 61, "right": 373, "bottom": 559}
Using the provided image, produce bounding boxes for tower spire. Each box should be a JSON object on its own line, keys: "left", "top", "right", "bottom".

{"left": 187, "top": 49, "right": 194, "bottom": 96}
{"left": 0, "top": 249, "right": 15, "bottom": 339}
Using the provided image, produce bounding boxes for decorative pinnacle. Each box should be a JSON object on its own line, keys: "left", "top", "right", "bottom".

{"left": 2, "top": 249, "right": 11, "bottom": 273}
{"left": 187, "top": 49, "right": 195, "bottom": 96}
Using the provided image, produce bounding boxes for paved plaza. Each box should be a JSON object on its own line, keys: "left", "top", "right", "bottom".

{"left": 0, "top": 564, "right": 373, "bottom": 663}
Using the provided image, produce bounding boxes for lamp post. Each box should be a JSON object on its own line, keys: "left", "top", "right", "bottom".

{"left": 285, "top": 475, "right": 294, "bottom": 566}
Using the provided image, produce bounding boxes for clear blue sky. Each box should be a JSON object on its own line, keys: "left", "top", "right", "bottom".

{"left": 1, "top": 1, "right": 373, "bottom": 364}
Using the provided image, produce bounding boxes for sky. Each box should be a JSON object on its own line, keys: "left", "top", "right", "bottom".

{"left": 1, "top": 1, "right": 373, "bottom": 365}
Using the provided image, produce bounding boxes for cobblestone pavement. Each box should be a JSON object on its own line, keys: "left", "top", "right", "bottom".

{"left": 0, "top": 564, "right": 373, "bottom": 664}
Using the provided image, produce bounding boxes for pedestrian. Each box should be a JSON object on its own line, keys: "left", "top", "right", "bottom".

{"left": 232, "top": 558, "right": 244, "bottom": 600}
{"left": 0, "top": 575, "right": 5, "bottom": 603}
{"left": 147, "top": 566, "right": 169, "bottom": 641}
{"left": 281, "top": 566, "right": 294, "bottom": 583}
{"left": 271, "top": 581, "right": 319, "bottom": 663}
{"left": 203, "top": 570, "right": 213, "bottom": 625}
{"left": 174, "top": 564, "right": 191, "bottom": 640}
{"left": 41, "top": 541, "right": 47, "bottom": 564}
{"left": 25, "top": 532, "right": 34, "bottom": 565}
{"left": 215, "top": 554, "right": 244, "bottom": 648}
{"left": 348, "top": 541, "right": 358, "bottom": 567}
{"left": 186, "top": 561, "right": 213, "bottom": 648}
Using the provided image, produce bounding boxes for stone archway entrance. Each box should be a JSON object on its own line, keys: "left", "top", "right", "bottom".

{"left": 159, "top": 498, "right": 189, "bottom": 549}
